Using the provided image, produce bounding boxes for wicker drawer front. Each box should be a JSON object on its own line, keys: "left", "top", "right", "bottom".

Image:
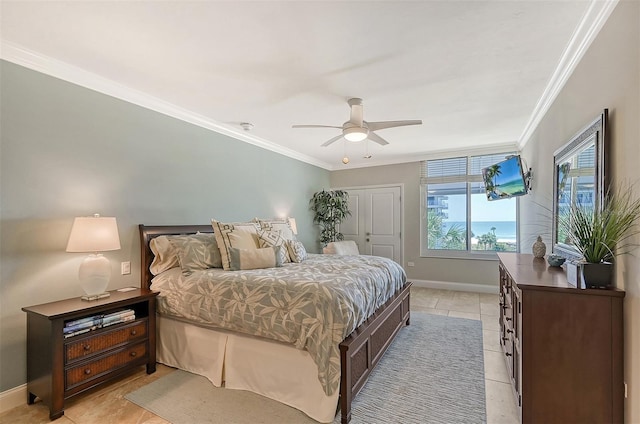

{"left": 65, "top": 342, "right": 147, "bottom": 388}
{"left": 65, "top": 321, "right": 147, "bottom": 363}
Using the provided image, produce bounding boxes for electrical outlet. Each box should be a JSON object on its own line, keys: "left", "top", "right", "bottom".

{"left": 407, "top": 261, "right": 415, "bottom": 267}
{"left": 121, "top": 261, "right": 131, "bottom": 275}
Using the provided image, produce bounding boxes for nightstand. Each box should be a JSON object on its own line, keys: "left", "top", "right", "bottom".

{"left": 22, "top": 288, "right": 158, "bottom": 420}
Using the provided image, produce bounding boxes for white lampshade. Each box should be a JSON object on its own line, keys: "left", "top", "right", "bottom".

{"left": 288, "top": 217, "right": 298, "bottom": 235}
{"left": 66, "top": 215, "right": 121, "bottom": 252}
{"left": 67, "top": 214, "right": 121, "bottom": 299}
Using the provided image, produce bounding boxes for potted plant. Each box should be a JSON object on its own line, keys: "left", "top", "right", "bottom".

{"left": 310, "top": 189, "right": 351, "bottom": 246}
{"left": 561, "top": 183, "right": 640, "bottom": 288}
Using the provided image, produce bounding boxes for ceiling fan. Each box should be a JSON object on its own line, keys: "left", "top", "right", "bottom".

{"left": 292, "top": 98, "right": 422, "bottom": 147}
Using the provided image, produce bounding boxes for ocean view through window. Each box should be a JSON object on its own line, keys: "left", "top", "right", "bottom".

{"left": 421, "top": 153, "right": 518, "bottom": 257}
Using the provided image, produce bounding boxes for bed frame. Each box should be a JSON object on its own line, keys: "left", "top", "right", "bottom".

{"left": 139, "top": 224, "right": 411, "bottom": 423}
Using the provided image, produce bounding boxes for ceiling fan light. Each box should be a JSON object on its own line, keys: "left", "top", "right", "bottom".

{"left": 344, "top": 127, "right": 368, "bottom": 142}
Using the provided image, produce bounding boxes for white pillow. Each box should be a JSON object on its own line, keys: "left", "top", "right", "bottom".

{"left": 149, "top": 235, "right": 180, "bottom": 275}
{"left": 323, "top": 240, "right": 359, "bottom": 255}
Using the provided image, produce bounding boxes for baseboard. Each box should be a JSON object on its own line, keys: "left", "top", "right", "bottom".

{"left": 0, "top": 383, "right": 26, "bottom": 414}
{"left": 411, "top": 279, "right": 498, "bottom": 294}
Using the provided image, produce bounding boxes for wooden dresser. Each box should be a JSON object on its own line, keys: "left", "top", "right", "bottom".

{"left": 497, "top": 253, "right": 624, "bottom": 424}
{"left": 22, "top": 289, "right": 158, "bottom": 420}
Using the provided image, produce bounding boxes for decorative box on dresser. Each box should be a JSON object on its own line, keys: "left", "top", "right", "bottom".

{"left": 497, "top": 253, "right": 625, "bottom": 424}
{"left": 22, "top": 288, "right": 158, "bottom": 420}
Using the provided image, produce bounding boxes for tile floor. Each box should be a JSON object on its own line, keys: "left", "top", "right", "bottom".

{"left": 1, "top": 286, "right": 519, "bottom": 424}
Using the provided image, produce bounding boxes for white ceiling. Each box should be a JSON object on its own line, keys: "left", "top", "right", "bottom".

{"left": 1, "top": 1, "right": 610, "bottom": 170}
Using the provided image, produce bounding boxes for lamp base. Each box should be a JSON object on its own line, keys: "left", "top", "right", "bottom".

{"left": 81, "top": 292, "right": 111, "bottom": 301}
{"left": 78, "top": 254, "right": 111, "bottom": 297}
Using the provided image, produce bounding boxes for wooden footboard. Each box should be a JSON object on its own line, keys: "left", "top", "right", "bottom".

{"left": 339, "top": 281, "right": 411, "bottom": 424}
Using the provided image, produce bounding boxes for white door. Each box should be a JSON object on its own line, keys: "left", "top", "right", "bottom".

{"left": 339, "top": 186, "right": 402, "bottom": 264}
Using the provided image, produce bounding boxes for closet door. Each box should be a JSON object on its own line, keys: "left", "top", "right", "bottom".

{"left": 339, "top": 186, "right": 402, "bottom": 264}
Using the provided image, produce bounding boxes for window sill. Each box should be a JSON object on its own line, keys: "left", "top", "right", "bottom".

{"left": 419, "top": 250, "right": 507, "bottom": 261}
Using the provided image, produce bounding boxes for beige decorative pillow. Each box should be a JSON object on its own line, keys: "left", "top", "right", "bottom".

{"left": 149, "top": 235, "right": 180, "bottom": 275}
{"left": 286, "top": 240, "right": 308, "bottom": 263}
{"left": 228, "top": 246, "right": 283, "bottom": 271}
{"left": 169, "top": 233, "right": 222, "bottom": 275}
{"left": 323, "top": 240, "right": 360, "bottom": 255}
{"left": 256, "top": 218, "right": 296, "bottom": 241}
{"left": 257, "top": 229, "right": 290, "bottom": 263}
{"left": 211, "top": 220, "right": 260, "bottom": 270}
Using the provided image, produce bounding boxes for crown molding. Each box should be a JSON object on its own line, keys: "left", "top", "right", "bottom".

{"left": 328, "top": 141, "right": 519, "bottom": 171}
{"left": 0, "top": 41, "right": 334, "bottom": 171}
{"left": 517, "top": 0, "right": 619, "bottom": 149}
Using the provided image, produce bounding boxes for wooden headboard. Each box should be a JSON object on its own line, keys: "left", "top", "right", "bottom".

{"left": 138, "top": 224, "right": 213, "bottom": 290}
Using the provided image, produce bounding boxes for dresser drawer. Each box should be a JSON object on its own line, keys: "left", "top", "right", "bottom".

{"left": 65, "top": 320, "right": 147, "bottom": 363}
{"left": 65, "top": 342, "right": 147, "bottom": 389}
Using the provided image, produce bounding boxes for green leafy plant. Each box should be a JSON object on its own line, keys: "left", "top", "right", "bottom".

{"left": 560, "top": 183, "right": 640, "bottom": 263}
{"left": 310, "top": 189, "right": 351, "bottom": 246}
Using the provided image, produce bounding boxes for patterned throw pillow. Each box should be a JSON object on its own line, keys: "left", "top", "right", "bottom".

{"left": 286, "top": 240, "right": 308, "bottom": 263}
{"left": 258, "top": 229, "right": 290, "bottom": 263}
{"left": 256, "top": 218, "right": 296, "bottom": 241}
{"left": 211, "top": 220, "right": 260, "bottom": 271}
{"left": 228, "top": 246, "right": 283, "bottom": 271}
{"left": 169, "top": 233, "right": 222, "bottom": 275}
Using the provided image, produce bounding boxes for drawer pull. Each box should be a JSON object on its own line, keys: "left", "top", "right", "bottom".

{"left": 507, "top": 329, "right": 513, "bottom": 334}
{"left": 84, "top": 369, "right": 91, "bottom": 375}
{"left": 506, "top": 317, "right": 512, "bottom": 321}
{"left": 505, "top": 352, "right": 513, "bottom": 357}
{"left": 83, "top": 344, "right": 91, "bottom": 351}
{"left": 130, "top": 330, "right": 137, "bottom": 336}
{"left": 130, "top": 351, "right": 137, "bottom": 357}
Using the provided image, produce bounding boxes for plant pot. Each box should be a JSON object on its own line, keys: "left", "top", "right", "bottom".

{"left": 581, "top": 262, "right": 613, "bottom": 289}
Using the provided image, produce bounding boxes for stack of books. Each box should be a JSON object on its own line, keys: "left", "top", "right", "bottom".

{"left": 63, "top": 309, "right": 136, "bottom": 338}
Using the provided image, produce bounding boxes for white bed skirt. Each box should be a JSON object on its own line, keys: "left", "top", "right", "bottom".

{"left": 156, "top": 315, "right": 339, "bottom": 423}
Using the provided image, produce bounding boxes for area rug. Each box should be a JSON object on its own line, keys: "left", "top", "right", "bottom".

{"left": 125, "top": 313, "right": 486, "bottom": 424}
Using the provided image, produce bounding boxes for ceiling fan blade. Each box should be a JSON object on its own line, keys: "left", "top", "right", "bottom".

{"left": 321, "top": 134, "right": 344, "bottom": 147}
{"left": 292, "top": 125, "right": 343, "bottom": 129}
{"left": 348, "top": 98, "right": 364, "bottom": 126}
{"left": 367, "top": 120, "right": 422, "bottom": 131}
{"left": 368, "top": 132, "right": 389, "bottom": 146}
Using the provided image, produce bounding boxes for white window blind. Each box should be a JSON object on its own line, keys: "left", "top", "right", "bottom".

{"left": 469, "top": 153, "right": 515, "bottom": 175}
{"left": 420, "top": 157, "right": 466, "bottom": 184}
{"left": 421, "top": 153, "right": 516, "bottom": 185}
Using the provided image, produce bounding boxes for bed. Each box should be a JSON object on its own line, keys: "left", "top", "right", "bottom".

{"left": 139, "top": 224, "right": 411, "bottom": 423}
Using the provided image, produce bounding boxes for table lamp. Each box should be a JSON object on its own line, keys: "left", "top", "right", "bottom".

{"left": 66, "top": 214, "right": 121, "bottom": 300}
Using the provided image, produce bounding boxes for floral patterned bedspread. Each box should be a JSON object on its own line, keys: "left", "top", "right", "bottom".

{"left": 151, "top": 253, "right": 406, "bottom": 395}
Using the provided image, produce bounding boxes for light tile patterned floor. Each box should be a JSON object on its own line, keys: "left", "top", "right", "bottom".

{"left": 1, "top": 286, "right": 519, "bottom": 424}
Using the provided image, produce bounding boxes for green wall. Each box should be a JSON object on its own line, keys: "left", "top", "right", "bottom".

{"left": 0, "top": 61, "right": 330, "bottom": 391}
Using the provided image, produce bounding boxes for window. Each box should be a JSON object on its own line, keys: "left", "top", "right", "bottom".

{"left": 421, "top": 153, "right": 518, "bottom": 257}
